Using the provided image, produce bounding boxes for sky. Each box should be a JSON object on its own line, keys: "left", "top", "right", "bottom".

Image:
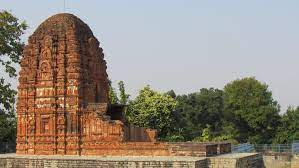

{"left": 1, "top": 0, "right": 299, "bottom": 112}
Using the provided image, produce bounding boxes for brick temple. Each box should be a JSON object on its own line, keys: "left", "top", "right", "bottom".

{"left": 16, "top": 13, "right": 230, "bottom": 156}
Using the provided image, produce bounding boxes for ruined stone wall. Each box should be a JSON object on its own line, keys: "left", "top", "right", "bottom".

{"left": 80, "top": 142, "right": 222, "bottom": 157}
{"left": 207, "top": 153, "right": 263, "bottom": 168}
{"left": 124, "top": 125, "right": 157, "bottom": 142}
{"left": 81, "top": 142, "right": 169, "bottom": 156}
{"left": 168, "top": 143, "right": 218, "bottom": 157}
{"left": 262, "top": 154, "right": 299, "bottom": 168}
{"left": 217, "top": 143, "right": 231, "bottom": 154}
{"left": 263, "top": 154, "right": 291, "bottom": 168}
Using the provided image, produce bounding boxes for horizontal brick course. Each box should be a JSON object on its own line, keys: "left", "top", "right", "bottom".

{"left": 0, "top": 155, "right": 207, "bottom": 168}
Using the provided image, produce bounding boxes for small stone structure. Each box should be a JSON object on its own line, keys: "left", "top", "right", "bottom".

{"left": 262, "top": 153, "right": 299, "bottom": 168}
{"left": 208, "top": 153, "right": 263, "bottom": 168}
{"left": 16, "top": 13, "right": 230, "bottom": 157}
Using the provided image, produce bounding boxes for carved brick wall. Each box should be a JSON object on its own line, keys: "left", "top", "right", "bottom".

{"left": 16, "top": 13, "right": 110, "bottom": 155}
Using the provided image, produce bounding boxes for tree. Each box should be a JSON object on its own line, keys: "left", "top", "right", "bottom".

{"left": 166, "top": 90, "right": 176, "bottom": 99}
{"left": 126, "top": 86, "right": 177, "bottom": 138}
{"left": 0, "top": 10, "right": 27, "bottom": 78}
{"left": 174, "top": 88, "right": 225, "bottom": 141}
{"left": 0, "top": 109, "right": 16, "bottom": 142}
{"left": 193, "top": 125, "right": 212, "bottom": 142}
{"left": 0, "top": 10, "right": 27, "bottom": 142}
{"left": 223, "top": 77, "right": 280, "bottom": 144}
{"left": 108, "top": 79, "right": 119, "bottom": 104}
{"left": 0, "top": 10, "right": 27, "bottom": 113}
{"left": 192, "top": 124, "right": 238, "bottom": 143}
{"left": 118, "top": 81, "right": 129, "bottom": 105}
{"left": 274, "top": 106, "right": 299, "bottom": 143}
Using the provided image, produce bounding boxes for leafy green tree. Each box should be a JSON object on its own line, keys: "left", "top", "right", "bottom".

{"left": 174, "top": 88, "right": 224, "bottom": 141}
{"left": 274, "top": 107, "right": 299, "bottom": 143}
{"left": 166, "top": 90, "right": 176, "bottom": 99}
{"left": 163, "top": 134, "right": 185, "bottom": 142}
{"left": 0, "top": 109, "right": 16, "bottom": 142}
{"left": 192, "top": 124, "right": 238, "bottom": 143}
{"left": 118, "top": 81, "right": 129, "bottom": 105}
{"left": 223, "top": 77, "right": 280, "bottom": 144}
{"left": 126, "top": 86, "right": 177, "bottom": 138}
{"left": 108, "top": 79, "right": 119, "bottom": 104}
{"left": 193, "top": 125, "right": 212, "bottom": 142}
{"left": 0, "top": 10, "right": 27, "bottom": 78}
{"left": 0, "top": 78, "right": 16, "bottom": 114}
{"left": 0, "top": 10, "right": 27, "bottom": 142}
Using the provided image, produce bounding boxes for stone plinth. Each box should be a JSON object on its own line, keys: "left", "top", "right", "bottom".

{"left": 0, "top": 153, "right": 263, "bottom": 168}
{"left": 0, "top": 154, "right": 207, "bottom": 168}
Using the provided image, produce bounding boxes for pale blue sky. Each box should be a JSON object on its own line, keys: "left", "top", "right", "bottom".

{"left": 1, "top": 0, "right": 299, "bottom": 112}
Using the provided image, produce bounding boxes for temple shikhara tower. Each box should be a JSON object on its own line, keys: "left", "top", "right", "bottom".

{"left": 16, "top": 13, "right": 159, "bottom": 155}
{"left": 16, "top": 13, "right": 230, "bottom": 156}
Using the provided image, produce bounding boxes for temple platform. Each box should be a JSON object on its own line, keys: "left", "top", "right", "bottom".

{"left": 0, "top": 153, "right": 263, "bottom": 168}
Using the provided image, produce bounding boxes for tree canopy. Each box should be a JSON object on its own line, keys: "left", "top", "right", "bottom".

{"left": 274, "top": 106, "right": 299, "bottom": 143}
{"left": 126, "top": 86, "right": 177, "bottom": 138}
{"left": 223, "top": 77, "right": 281, "bottom": 144}
{"left": 108, "top": 79, "right": 119, "bottom": 104}
{"left": 118, "top": 81, "right": 129, "bottom": 105}
{"left": 174, "top": 88, "right": 225, "bottom": 141}
{"left": 0, "top": 10, "right": 27, "bottom": 78}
